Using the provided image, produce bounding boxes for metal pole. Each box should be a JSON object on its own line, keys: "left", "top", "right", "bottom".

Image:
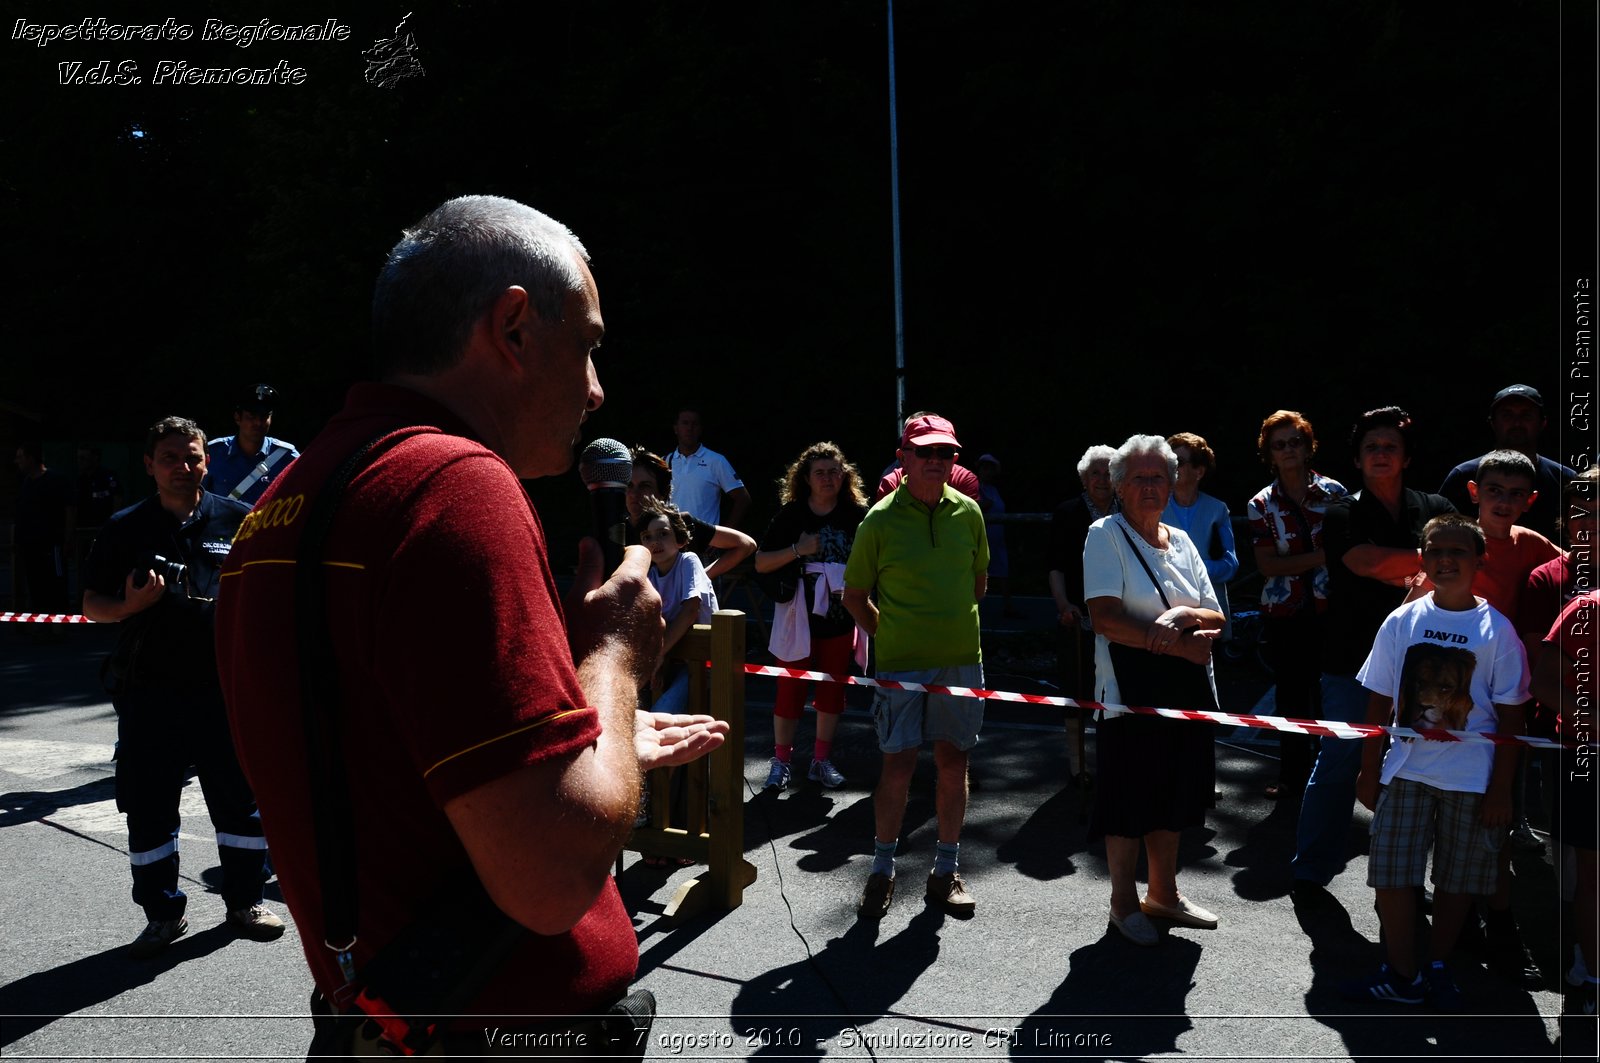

{"left": 887, "top": 0, "right": 906, "bottom": 434}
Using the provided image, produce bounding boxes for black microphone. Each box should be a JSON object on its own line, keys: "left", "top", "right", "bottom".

{"left": 579, "top": 438, "right": 633, "bottom": 574}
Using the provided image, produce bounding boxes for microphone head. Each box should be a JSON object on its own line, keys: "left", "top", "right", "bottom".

{"left": 580, "top": 437, "right": 634, "bottom": 489}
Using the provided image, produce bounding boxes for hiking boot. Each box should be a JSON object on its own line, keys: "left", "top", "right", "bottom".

{"left": 1340, "top": 963, "right": 1425, "bottom": 1005}
{"left": 1423, "top": 961, "right": 1464, "bottom": 1013}
{"left": 925, "top": 871, "right": 976, "bottom": 918}
{"left": 807, "top": 758, "right": 845, "bottom": 789}
{"left": 227, "top": 903, "right": 286, "bottom": 942}
{"left": 129, "top": 916, "right": 187, "bottom": 959}
{"left": 763, "top": 758, "right": 791, "bottom": 791}
{"left": 858, "top": 872, "right": 894, "bottom": 919}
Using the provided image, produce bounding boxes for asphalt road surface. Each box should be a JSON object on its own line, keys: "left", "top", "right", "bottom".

{"left": 0, "top": 620, "right": 1592, "bottom": 1061}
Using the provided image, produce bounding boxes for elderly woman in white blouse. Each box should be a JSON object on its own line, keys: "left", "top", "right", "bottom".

{"left": 1084, "top": 434, "right": 1226, "bottom": 946}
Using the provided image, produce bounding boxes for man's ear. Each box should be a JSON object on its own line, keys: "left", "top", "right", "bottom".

{"left": 486, "top": 286, "right": 535, "bottom": 366}
{"left": 1467, "top": 480, "right": 1480, "bottom": 504}
{"left": 1525, "top": 489, "right": 1538, "bottom": 508}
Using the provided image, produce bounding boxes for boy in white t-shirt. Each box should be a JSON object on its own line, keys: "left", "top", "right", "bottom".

{"left": 1344, "top": 514, "right": 1530, "bottom": 1010}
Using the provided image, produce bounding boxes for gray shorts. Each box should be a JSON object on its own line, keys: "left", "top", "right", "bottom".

{"left": 871, "top": 663, "right": 985, "bottom": 753}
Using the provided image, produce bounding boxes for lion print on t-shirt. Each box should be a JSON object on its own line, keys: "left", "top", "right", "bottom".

{"left": 1396, "top": 643, "right": 1477, "bottom": 733}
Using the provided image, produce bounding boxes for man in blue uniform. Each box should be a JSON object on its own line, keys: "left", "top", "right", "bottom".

{"left": 203, "top": 384, "right": 299, "bottom": 506}
{"left": 82, "top": 416, "right": 284, "bottom": 958}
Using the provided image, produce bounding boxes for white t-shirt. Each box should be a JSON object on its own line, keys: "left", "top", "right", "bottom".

{"left": 648, "top": 549, "right": 716, "bottom": 625}
{"left": 1356, "top": 594, "right": 1529, "bottom": 792}
{"left": 1082, "top": 513, "right": 1220, "bottom": 705}
{"left": 668, "top": 445, "right": 743, "bottom": 526}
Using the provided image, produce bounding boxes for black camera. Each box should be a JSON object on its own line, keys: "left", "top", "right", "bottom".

{"left": 131, "top": 553, "right": 188, "bottom": 594}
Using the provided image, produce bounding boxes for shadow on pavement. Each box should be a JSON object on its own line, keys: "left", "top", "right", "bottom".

{"left": 1011, "top": 932, "right": 1201, "bottom": 1061}
{"left": 0, "top": 777, "right": 116, "bottom": 828}
{"left": 0, "top": 626, "right": 119, "bottom": 717}
{"left": 994, "top": 784, "right": 1088, "bottom": 881}
{"left": 728, "top": 907, "right": 947, "bottom": 1061}
{"left": 0, "top": 924, "right": 240, "bottom": 1048}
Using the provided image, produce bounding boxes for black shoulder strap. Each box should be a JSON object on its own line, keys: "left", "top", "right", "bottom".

{"left": 295, "top": 427, "right": 433, "bottom": 956}
{"left": 1115, "top": 518, "right": 1173, "bottom": 610}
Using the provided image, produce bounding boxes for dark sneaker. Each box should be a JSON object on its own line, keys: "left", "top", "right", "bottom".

{"left": 858, "top": 872, "right": 894, "bottom": 919}
{"left": 1509, "top": 818, "right": 1545, "bottom": 852}
{"left": 227, "top": 903, "right": 286, "bottom": 942}
{"left": 1340, "top": 963, "right": 1425, "bottom": 1005}
{"left": 763, "top": 758, "right": 791, "bottom": 791}
{"left": 925, "top": 871, "right": 976, "bottom": 918}
{"left": 1485, "top": 917, "right": 1543, "bottom": 987}
{"left": 1565, "top": 980, "right": 1598, "bottom": 1017}
{"left": 1289, "top": 880, "right": 1337, "bottom": 912}
{"left": 129, "top": 916, "right": 187, "bottom": 959}
{"left": 807, "top": 758, "right": 846, "bottom": 789}
{"left": 1424, "top": 961, "right": 1464, "bottom": 1013}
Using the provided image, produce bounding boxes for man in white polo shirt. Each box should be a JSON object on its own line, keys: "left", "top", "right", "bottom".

{"left": 667, "top": 407, "right": 750, "bottom": 529}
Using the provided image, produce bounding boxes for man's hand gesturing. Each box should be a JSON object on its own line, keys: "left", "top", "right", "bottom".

{"left": 566, "top": 539, "right": 663, "bottom": 691}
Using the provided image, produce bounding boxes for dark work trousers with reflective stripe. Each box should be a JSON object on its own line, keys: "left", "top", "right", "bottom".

{"left": 115, "top": 684, "right": 267, "bottom": 920}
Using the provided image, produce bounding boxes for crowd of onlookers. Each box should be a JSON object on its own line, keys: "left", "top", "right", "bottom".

{"left": 626, "top": 384, "right": 1593, "bottom": 1017}
{"left": 6, "top": 376, "right": 1595, "bottom": 1019}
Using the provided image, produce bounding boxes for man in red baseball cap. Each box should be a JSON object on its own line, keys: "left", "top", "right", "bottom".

{"left": 844, "top": 412, "right": 990, "bottom": 920}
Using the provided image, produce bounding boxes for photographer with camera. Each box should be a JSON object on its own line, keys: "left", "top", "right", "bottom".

{"left": 81, "top": 416, "right": 282, "bottom": 958}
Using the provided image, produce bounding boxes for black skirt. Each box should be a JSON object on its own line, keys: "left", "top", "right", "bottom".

{"left": 1090, "top": 645, "right": 1217, "bottom": 840}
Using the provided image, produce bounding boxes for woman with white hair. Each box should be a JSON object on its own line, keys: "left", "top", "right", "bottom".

{"left": 1084, "top": 434, "right": 1226, "bottom": 946}
{"left": 1048, "top": 444, "right": 1118, "bottom": 779}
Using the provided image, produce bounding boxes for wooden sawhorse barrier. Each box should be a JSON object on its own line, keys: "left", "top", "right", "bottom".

{"left": 625, "top": 609, "right": 758, "bottom": 922}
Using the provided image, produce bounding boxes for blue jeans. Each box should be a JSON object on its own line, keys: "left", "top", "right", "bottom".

{"left": 1291, "top": 672, "right": 1368, "bottom": 886}
{"left": 654, "top": 670, "right": 691, "bottom": 716}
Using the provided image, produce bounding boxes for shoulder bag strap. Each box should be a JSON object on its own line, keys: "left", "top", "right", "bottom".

{"left": 1115, "top": 519, "right": 1172, "bottom": 610}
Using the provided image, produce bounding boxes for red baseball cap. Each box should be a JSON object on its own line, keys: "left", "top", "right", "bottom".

{"left": 901, "top": 414, "right": 961, "bottom": 449}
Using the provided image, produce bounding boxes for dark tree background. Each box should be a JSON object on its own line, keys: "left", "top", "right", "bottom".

{"left": 4, "top": 1, "right": 1595, "bottom": 569}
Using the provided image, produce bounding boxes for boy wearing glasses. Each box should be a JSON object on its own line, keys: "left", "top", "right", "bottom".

{"left": 844, "top": 414, "right": 989, "bottom": 920}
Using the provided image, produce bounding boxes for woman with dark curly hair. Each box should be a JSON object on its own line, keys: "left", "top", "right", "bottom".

{"left": 752, "top": 442, "right": 870, "bottom": 790}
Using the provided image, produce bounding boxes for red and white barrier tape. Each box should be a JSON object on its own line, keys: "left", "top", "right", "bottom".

{"left": 743, "top": 663, "right": 1574, "bottom": 750}
{"left": 1, "top": 612, "right": 94, "bottom": 624}
{"left": 0, "top": 616, "right": 1574, "bottom": 750}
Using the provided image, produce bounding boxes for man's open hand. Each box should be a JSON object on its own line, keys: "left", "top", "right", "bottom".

{"left": 635, "top": 711, "right": 729, "bottom": 771}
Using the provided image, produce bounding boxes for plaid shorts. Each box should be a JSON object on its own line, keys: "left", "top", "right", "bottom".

{"left": 1368, "top": 776, "right": 1505, "bottom": 894}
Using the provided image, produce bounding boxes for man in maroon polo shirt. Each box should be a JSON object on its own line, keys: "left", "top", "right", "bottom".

{"left": 215, "top": 195, "right": 726, "bottom": 1057}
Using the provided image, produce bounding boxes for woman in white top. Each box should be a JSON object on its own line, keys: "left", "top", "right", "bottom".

{"left": 1084, "top": 434, "right": 1226, "bottom": 946}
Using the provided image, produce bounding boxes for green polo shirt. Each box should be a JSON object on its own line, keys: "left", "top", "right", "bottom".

{"left": 844, "top": 481, "right": 989, "bottom": 671}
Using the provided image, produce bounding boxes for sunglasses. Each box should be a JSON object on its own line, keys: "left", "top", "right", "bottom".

{"left": 1270, "top": 436, "right": 1306, "bottom": 451}
{"left": 910, "top": 445, "right": 957, "bottom": 460}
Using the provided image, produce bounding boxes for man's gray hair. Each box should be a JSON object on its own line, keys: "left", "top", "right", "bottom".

{"left": 1109, "top": 434, "right": 1178, "bottom": 488}
{"left": 372, "top": 195, "right": 590, "bottom": 377}
{"left": 1076, "top": 444, "right": 1116, "bottom": 483}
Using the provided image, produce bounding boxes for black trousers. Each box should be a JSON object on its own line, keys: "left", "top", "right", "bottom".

{"left": 115, "top": 683, "right": 267, "bottom": 919}
{"left": 1262, "top": 613, "right": 1324, "bottom": 792}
